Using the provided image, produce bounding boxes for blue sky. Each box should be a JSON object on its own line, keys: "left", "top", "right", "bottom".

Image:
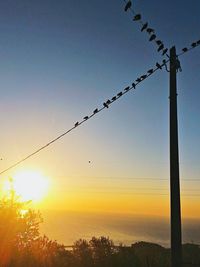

{"left": 0, "top": 0, "right": 199, "bottom": 216}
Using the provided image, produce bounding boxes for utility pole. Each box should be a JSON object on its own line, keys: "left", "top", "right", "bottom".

{"left": 169, "top": 46, "right": 182, "bottom": 267}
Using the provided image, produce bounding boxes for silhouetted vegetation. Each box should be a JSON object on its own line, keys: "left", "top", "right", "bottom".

{"left": 0, "top": 193, "right": 199, "bottom": 266}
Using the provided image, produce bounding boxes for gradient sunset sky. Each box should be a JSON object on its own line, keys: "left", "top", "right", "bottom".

{"left": 0, "top": 0, "right": 199, "bottom": 219}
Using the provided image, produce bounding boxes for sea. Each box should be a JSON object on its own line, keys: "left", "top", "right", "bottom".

{"left": 40, "top": 210, "right": 200, "bottom": 247}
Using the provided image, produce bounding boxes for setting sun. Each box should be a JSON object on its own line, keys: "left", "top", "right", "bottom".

{"left": 11, "top": 170, "right": 49, "bottom": 202}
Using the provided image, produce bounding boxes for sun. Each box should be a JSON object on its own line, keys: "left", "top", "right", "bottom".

{"left": 11, "top": 170, "right": 49, "bottom": 202}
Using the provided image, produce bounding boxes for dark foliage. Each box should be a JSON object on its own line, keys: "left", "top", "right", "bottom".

{"left": 0, "top": 193, "right": 199, "bottom": 267}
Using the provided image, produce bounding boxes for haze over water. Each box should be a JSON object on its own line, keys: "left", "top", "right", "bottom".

{"left": 40, "top": 210, "right": 200, "bottom": 247}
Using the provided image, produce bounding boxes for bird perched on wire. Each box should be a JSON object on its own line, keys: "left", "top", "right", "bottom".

{"left": 182, "top": 47, "right": 188, "bottom": 52}
{"left": 146, "top": 28, "right": 155, "bottom": 34}
{"left": 157, "top": 44, "right": 164, "bottom": 52}
{"left": 140, "top": 75, "right": 147, "bottom": 80}
{"left": 84, "top": 116, "right": 89, "bottom": 120}
{"left": 191, "top": 42, "right": 197, "bottom": 48}
{"left": 103, "top": 102, "right": 109, "bottom": 108}
{"left": 149, "top": 34, "right": 156, "bottom": 41}
{"left": 93, "top": 108, "right": 98, "bottom": 114}
{"left": 133, "top": 14, "right": 141, "bottom": 21}
{"left": 112, "top": 96, "right": 117, "bottom": 101}
{"left": 156, "top": 40, "right": 163, "bottom": 46}
{"left": 124, "top": 86, "right": 130, "bottom": 92}
{"left": 117, "top": 92, "right": 123, "bottom": 97}
{"left": 132, "top": 82, "right": 136, "bottom": 89}
{"left": 124, "top": 1, "right": 132, "bottom": 12}
{"left": 162, "top": 48, "right": 168, "bottom": 55}
{"left": 147, "top": 69, "right": 154, "bottom": 74}
{"left": 136, "top": 78, "right": 142, "bottom": 82}
{"left": 141, "top": 22, "right": 148, "bottom": 32}
{"left": 156, "top": 63, "right": 162, "bottom": 69}
{"left": 75, "top": 122, "right": 79, "bottom": 127}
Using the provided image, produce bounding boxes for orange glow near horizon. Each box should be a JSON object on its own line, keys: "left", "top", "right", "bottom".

{"left": 3, "top": 170, "right": 50, "bottom": 202}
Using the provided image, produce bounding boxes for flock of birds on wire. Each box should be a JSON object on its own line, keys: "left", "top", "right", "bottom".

{"left": 0, "top": 2, "right": 200, "bottom": 175}
{"left": 123, "top": 0, "right": 200, "bottom": 58}
{"left": 123, "top": 0, "right": 168, "bottom": 56}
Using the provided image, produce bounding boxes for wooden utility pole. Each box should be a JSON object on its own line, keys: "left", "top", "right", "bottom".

{"left": 169, "top": 46, "right": 182, "bottom": 267}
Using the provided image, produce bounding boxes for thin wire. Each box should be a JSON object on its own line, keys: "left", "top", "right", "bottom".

{"left": 123, "top": 0, "right": 168, "bottom": 56}
{"left": 57, "top": 176, "right": 199, "bottom": 182}
{"left": 0, "top": 59, "right": 168, "bottom": 176}
{"left": 0, "top": 39, "right": 199, "bottom": 176}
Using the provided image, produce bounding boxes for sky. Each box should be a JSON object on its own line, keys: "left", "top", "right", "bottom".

{"left": 0, "top": 0, "right": 199, "bottom": 222}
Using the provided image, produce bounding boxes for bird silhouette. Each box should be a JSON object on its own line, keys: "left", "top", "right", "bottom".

{"left": 156, "top": 40, "right": 163, "bottom": 46}
{"left": 197, "top": 40, "right": 200, "bottom": 45}
{"left": 132, "top": 82, "right": 136, "bottom": 89}
{"left": 112, "top": 96, "right": 117, "bottom": 101}
{"left": 147, "top": 69, "right": 154, "bottom": 74}
{"left": 149, "top": 34, "right": 156, "bottom": 41}
{"left": 75, "top": 122, "right": 79, "bottom": 127}
{"left": 133, "top": 14, "right": 141, "bottom": 21}
{"left": 117, "top": 92, "right": 123, "bottom": 97}
{"left": 157, "top": 44, "right": 164, "bottom": 52}
{"left": 93, "top": 108, "right": 98, "bottom": 114}
{"left": 156, "top": 63, "right": 162, "bottom": 69}
{"left": 191, "top": 42, "right": 197, "bottom": 47}
{"left": 136, "top": 78, "right": 141, "bottom": 82}
{"left": 124, "top": 86, "right": 130, "bottom": 92}
{"left": 103, "top": 102, "right": 109, "bottom": 108}
{"left": 162, "top": 48, "right": 168, "bottom": 55}
{"left": 83, "top": 116, "right": 89, "bottom": 120}
{"left": 124, "top": 1, "right": 132, "bottom": 12}
{"left": 182, "top": 47, "right": 188, "bottom": 52}
{"left": 146, "top": 28, "right": 155, "bottom": 34}
{"left": 140, "top": 75, "right": 147, "bottom": 80}
{"left": 106, "top": 99, "right": 111, "bottom": 104}
{"left": 141, "top": 22, "right": 148, "bottom": 32}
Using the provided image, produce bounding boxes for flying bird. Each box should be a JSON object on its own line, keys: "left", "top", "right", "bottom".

{"left": 93, "top": 108, "right": 98, "bottom": 114}
{"left": 157, "top": 44, "right": 164, "bottom": 52}
{"left": 182, "top": 47, "right": 188, "bottom": 52}
{"left": 132, "top": 82, "right": 136, "bottom": 89}
{"left": 103, "top": 102, "right": 109, "bottom": 108}
{"left": 74, "top": 122, "right": 79, "bottom": 127}
{"left": 84, "top": 116, "right": 89, "bottom": 120}
{"left": 133, "top": 14, "right": 141, "bottom": 21}
{"left": 141, "top": 22, "right": 148, "bottom": 32}
{"left": 146, "top": 28, "right": 154, "bottom": 34}
{"left": 147, "top": 69, "right": 154, "bottom": 74}
{"left": 149, "top": 34, "right": 156, "bottom": 41}
{"left": 156, "top": 63, "right": 162, "bottom": 69}
{"left": 124, "top": 1, "right": 132, "bottom": 12}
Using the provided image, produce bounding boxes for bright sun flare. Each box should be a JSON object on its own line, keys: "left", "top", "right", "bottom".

{"left": 11, "top": 170, "right": 49, "bottom": 202}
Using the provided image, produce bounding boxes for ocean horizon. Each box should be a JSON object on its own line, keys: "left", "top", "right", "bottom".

{"left": 40, "top": 210, "right": 200, "bottom": 248}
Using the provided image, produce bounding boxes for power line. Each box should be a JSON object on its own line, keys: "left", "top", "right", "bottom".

{"left": 123, "top": 0, "right": 168, "bottom": 56}
{"left": 0, "top": 59, "right": 167, "bottom": 176}
{"left": 0, "top": 38, "right": 199, "bottom": 176}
